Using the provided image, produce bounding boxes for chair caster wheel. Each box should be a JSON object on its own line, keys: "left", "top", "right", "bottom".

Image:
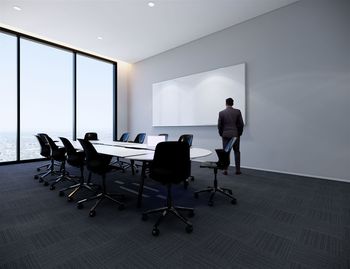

{"left": 186, "top": 225, "right": 193, "bottom": 233}
{"left": 142, "top": 214, "right": 148, "bottom": 221}
{"left": 37, "top": 168, "right": 41, "bottom": 172}
{"left": 190, "top": 176, "right": 195, "bottom": 181}
{"left": 43, "top": 181, "right": 49, "bottom": 186}
{"left": 188, "top": 211, "right": 195, "bottom": 218}
{"left": 152, "top": 227, "right": 160, "bottom": 236}
{"left": 34, "top": 175, "right": 39, "bottom": 179}
{"left": 58, "top": 191, "right": 64, "bottom": 197}
{"left": 77, "top": 203, "right": 83, "bottom": 209}
{"left": 39, "top": 178, "right": 43, "bottom": 183}
{"left": 228, "top": 190, "right": 233, "bottom": 195}
{"left": 89, "top": 210, "right": 96, "bottom": 217}
{"left": 208, "top": 201, "right": 214, "bottom": 207}
{"left": 50, "top": 185, "right": 55, "bottom": 190}
{"left": 118, "top": 204, "right": 125, "bottom": 211}
{"left": 67, "top": 196, "right": 73, "bottom": 202}
{"left": 231, "top": 199, "right": 237, "bottom": 205}
{"left": 194, "top": 193, "right": 199, "bottom": 199}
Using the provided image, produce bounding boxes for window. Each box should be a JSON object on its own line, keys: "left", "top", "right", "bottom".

{"left": 76, "top": 55, "right": 114, "bottom": 141}
{"left": 20, "top": 39, "right": 73, "bottom": 160}
{"left": 0, "top": 32, "right": 17, "bottom": 162}
{"left": 0, "top": 28, "right": 116, "bottom": 164}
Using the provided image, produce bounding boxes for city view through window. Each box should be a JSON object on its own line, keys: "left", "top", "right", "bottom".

{"left": 0, "top": 31, "right": 115, "bottom": 162}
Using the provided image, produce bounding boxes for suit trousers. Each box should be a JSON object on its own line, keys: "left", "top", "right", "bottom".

{"left": 222, "top": 137, "right": 241, "bottom": 172}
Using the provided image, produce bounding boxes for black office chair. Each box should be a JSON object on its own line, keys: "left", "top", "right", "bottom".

{"left": 58, "top": 137, "right": 96, "bottom": 201}
{"left": 84, "top": 132, "right": 98, "bottom": 141}
{"left": 178, "top": 134, "right": 193, "bottom": 146}
{"left": 34, "top": 134, "right": 61, "bottom": 182}
{"left": 117, "top": 132, "right": 129, "bottom": 142}
{"left": 124, "top": 133, "right": 146, "bottom": 175}
{"left": 44, "top": 135, "right": 75, "bottom": 190}
{"left": 195, "top": 137, "right": 237, "bottom": 206}
{"left": 132, "top": 133, "right": 146, "bottom": 144}
{"left": 142, "top": 141, "right": 194, "bottom": 236}
{"left": 33, "top": 134, "right": 52, "bottom": 180}
{"left": 178, "top": 134, "right": 194, "bottom": 187}
{"left": 77, "top": 139, "right": 125, "bottom": 217}
{"left": 158, "top": 133, "right": 169, "bottom": 141}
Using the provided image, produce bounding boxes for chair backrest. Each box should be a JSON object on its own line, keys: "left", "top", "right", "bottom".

{"left": 37, "top": 133, "right": 49, "bottom": 145}
{"left": 118, "top": 132, "right": 129, "bottom": 142}
{"left": 78, "top": 138, "right": 112, "bottom": 175}
{"left": 78, "top": 139, "right": 98, "bottom": 163}
{"left": 215, "top": 137, "right": 236, "bottom": 169}
{"left": 158, "top": 133, "right": 169, "bottom": 141}
{"left": 134, "top": 133, "right": 146, "bottom": 144}
{"left": 60, "top": 137, "right": 85, "bottom": 167}
{"left": 59, "top": 137, "right": 77, "bottom": 156}
{"left": 178, "top": 134, "right": 193, "bottom": 147}
{"left": 215, "top": 149, "right": 230, "bottom": 169}
{"left": 150, "top": 141, "right": 190, "bottom": 185}
{"left": 35, "top": 134, "right": 50, "bottom": 158}
{"left": 84, "top": 132, "right": 98, "bottom": 141}
{"left": 44, "top": 134, "right": 59, "bottom": 152}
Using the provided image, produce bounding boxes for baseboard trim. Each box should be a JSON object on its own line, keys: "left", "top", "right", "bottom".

{"left": 193, "top": 160, "right": 350, "bottom": 183}
{"left": 241, "top": 165, "right": 350, "bottom": 184}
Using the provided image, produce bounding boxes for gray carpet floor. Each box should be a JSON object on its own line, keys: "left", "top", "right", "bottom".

{"left": 0, "top": 161, "right": 349, "bottom": 269}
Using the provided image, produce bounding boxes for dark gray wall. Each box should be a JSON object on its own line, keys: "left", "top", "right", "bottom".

{"left": 128, "top": 0, "right": 350, "bottom": 181}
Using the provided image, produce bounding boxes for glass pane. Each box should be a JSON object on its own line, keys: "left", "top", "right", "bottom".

{"left": 20, "top": 39, "right": 73, "bottom": 160}
{"left": 77, "top": 55, "right": 113, "bottom": 141}
{"left": 0, "top": 32, "right": 17, "bottom": 162}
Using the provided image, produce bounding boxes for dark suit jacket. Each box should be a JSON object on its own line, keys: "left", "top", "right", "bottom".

{"left": 218, "top": 107, "right": 244, "bottom": 138}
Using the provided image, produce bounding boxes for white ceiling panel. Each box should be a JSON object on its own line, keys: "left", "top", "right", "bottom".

{"left": 0, "top": 0, "right": 299, "bottom": 63}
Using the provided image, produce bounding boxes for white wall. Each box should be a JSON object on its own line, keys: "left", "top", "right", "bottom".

{"left": 128, "top": 0, "right": 350, "bottom": 181}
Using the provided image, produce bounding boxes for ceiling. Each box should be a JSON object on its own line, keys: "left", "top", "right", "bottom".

{"left": 0, "top": 0, "right": 299, "bottom": 63}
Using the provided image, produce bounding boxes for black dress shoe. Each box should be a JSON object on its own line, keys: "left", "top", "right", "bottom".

{"left": 235, "top": 171, "right": 242, "bottom": 175}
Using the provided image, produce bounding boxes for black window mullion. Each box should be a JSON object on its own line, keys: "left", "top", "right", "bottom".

{"left": 113, "top": 63, "right": 118, "bottom": 141}
{"left": 73, "top": 53, "right": 77, "bottom": 141}
{"left": 16, "top": 36, "right": 20, "bottom": 161}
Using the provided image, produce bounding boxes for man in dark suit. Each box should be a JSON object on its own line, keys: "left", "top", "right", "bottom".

{"left": 218, "top": 98, "right": 244, "bottom": 175}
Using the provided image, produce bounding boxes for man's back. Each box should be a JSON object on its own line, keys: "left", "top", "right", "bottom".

{"left": 218, "top": 107, "right": 244, "bottom": 138}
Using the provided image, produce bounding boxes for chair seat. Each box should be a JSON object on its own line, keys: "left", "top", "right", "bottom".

{"left": 200, "top": 161, "right": 217, "bottom": 169}
{"left": 67, "top": 151, "right": 85, "bottom": 167}
{"left": 200, "top": 161, "right": 226, "bottom": 170}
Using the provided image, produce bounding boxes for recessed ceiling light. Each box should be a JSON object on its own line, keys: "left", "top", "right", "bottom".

{"left": 97, "top": 36, "right": 103, "bottom": 40}
{"left": 13, "top": 6, "right": 22, "bottom": 11}
{"left": 148, "top": 2, "right": 155, "bottom": 8}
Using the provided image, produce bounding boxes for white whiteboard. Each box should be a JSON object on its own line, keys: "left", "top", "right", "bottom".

{"left": 152, "top": 63, "right": 246, "bottom": 127}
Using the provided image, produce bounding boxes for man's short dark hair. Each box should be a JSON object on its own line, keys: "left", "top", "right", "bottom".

{"left": 226, "top": 98, "right": 234, "bottom": 106}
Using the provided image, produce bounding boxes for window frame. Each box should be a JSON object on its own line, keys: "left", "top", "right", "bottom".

{"left": 0, "top": 26, "right": 118, "bottom": 165}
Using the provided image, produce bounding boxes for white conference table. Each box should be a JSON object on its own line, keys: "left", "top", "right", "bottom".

{"left": 62, "top": 139, "right": 212, "bottom": 207}
{"left": 67, "top": 139, "right": 211, "bottom": 160}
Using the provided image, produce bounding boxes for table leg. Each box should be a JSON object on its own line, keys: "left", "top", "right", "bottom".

{"left": 137, "top": 161, "right": 148, "bottom": 208}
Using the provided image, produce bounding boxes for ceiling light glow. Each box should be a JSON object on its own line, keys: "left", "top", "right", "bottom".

{"left": 148, "top": 2, "right": 155, "bottom": 7}
{"left": 97, "top": 36, "right": 103, "bottom": 40}
{"left": 13, "top": 6, "right": 22, "bottom": 11}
